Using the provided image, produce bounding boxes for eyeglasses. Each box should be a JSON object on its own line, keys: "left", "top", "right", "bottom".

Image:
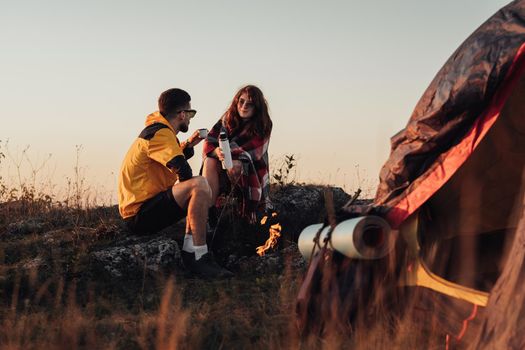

{"left": 238, "top": 98, "right": 254, "bottom": 109}
{"left": 177, "top": 109, "right": 197, "bottom": 119}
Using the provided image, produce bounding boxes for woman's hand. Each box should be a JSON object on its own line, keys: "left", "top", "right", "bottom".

{"left": 215, "top": 149, "right": 242, "bottom": 182}
{"left": 227, "top": 160, "right": 243, "bottom": 183}
{"left": 215, "top": 147, "right": 225, "bottom": 162}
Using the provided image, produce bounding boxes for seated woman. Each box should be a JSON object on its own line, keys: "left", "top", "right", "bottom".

{"left": 202, "top": 85, "right": 273, "bottom": 224}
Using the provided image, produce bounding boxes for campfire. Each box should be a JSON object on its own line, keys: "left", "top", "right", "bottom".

{"left": 256, "top": 212, "right": 282, "bottom": 256}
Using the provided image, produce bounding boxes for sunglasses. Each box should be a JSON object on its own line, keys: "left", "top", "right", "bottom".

{"left": 177, "top": 109, "right": 197, "bottom": 119}
{"left": 238, "top": 98, "right": 254, "bottom": 109}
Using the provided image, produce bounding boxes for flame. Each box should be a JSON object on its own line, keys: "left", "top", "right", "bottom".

{"left": 256, "top": 212, "right": 282, "bottom": 256}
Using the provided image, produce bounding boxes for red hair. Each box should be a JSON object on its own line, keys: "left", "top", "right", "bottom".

{"left": 223, "top": 85, "right": 272, "bottom": 138}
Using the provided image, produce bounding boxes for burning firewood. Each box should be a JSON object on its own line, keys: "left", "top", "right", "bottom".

{"left": 256, "top": 212, "right": 282, "bottom": 256}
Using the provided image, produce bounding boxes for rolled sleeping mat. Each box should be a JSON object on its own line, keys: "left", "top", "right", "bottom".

{"left": 298, "top": 216, "right": 395, "bottom": 260}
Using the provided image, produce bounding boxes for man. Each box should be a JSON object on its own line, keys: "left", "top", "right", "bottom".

{"left": 118, "top": 88, "right": 233, "bottom": 278}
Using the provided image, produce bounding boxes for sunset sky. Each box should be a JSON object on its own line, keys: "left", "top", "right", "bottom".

{"left": 0, "top": 0, "right": 511, "bottom": 203}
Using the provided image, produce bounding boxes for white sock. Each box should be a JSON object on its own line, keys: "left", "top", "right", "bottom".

{"left": 194, "top": 245, "right": 208, "bottom": 260}
{"left": 182, "top": 233, "right": 195, "bottom": 253}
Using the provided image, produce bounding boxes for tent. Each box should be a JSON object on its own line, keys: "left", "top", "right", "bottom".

{"left": 297, "top": 0, "right": 525, "bottom": 343}
{"left": 376, "top": 0, "right": 525, "bottom": 231}
{"left": 365, "top": 0, "right": 525, "bottom": 292}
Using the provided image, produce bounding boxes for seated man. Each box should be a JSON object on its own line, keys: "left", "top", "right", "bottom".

{"left": 118, "top": 88, "right": 233, "bottom": 279}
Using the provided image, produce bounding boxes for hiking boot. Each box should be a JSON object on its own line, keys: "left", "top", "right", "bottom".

{"left": 181, "top": 251, "right": 234, "bottom": 279}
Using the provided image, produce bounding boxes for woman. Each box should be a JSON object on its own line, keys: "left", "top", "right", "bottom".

{"left": 202, "top": 85, "right": 273, "bottom": 223}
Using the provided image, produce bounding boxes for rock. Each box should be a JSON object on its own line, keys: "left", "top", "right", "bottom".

{"left": 91, "top": 236, "right": 181, "bottom": 278}
{"left": 6, "top": 218, "right": 47, "bottom": 236}
{"left": 270, "top": 185, "right": 352, "bottom": 241}
{"left": 89, "top": 185, "right": 354, "bottom": 278}
{"left": 22, "top": 256, "right": 44, "bottom": 270}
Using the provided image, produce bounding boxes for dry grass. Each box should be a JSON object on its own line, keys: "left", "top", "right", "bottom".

{"left": 0, "top": 249, "right": 306, "bottom": 349}
{"left": 0, "top": 142, "right": 486, "bottom": 349}
{"left": 0, "top": 218, "right": 453, "bottom": 350}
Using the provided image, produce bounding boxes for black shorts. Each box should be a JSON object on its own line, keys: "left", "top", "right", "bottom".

{"left": 125, "top": 189, "right": 187, "bottom": 235}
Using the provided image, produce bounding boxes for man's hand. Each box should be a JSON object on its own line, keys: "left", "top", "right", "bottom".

{"left": 185, "top": 130, "right": 205, "bottom": 148}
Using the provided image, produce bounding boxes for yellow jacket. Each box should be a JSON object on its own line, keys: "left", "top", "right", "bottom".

{"left": 118, "top": 112, "right": 191, "bottom": 219}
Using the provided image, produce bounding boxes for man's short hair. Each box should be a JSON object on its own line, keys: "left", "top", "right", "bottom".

{"left": 158, "top": 88, "right": 191, "bottom": 117}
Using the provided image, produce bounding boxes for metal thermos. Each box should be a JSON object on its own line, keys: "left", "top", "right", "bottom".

{"left": 219, "top": 131, "right": 233, "bottom": 170}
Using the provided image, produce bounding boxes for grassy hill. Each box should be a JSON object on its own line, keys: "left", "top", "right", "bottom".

{"left": 0, "top": 184, "right": 364, "bottom": 349}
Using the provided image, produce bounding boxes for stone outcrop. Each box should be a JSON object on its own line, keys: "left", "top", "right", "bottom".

{"left": 87, "top": 185, "right": 353, "bottom": 278}
{"left": 91, "top": 236, "right": 181, "bottom": 278}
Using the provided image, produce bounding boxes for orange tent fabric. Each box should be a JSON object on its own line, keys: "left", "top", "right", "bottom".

{"left": 369, "top": 1, "right": 525, "bottom": 230}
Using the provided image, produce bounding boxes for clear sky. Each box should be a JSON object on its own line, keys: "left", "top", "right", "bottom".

{"left": 0, "top": 0, "right": 511, "bottom": 202}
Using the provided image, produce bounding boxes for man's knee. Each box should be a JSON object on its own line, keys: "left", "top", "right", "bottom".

{"left": 191, "top": 175, "right": 209, "bottom": 189}
{"left": 172, "top": 176, "right": 210, "bottom": 200}
{"left": 190, "top": 176, "right": 212, "bottom": 198}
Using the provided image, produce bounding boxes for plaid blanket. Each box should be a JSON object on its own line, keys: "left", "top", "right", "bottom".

{"left": 202, "top": 118, "right": 271, "bottom": 221}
